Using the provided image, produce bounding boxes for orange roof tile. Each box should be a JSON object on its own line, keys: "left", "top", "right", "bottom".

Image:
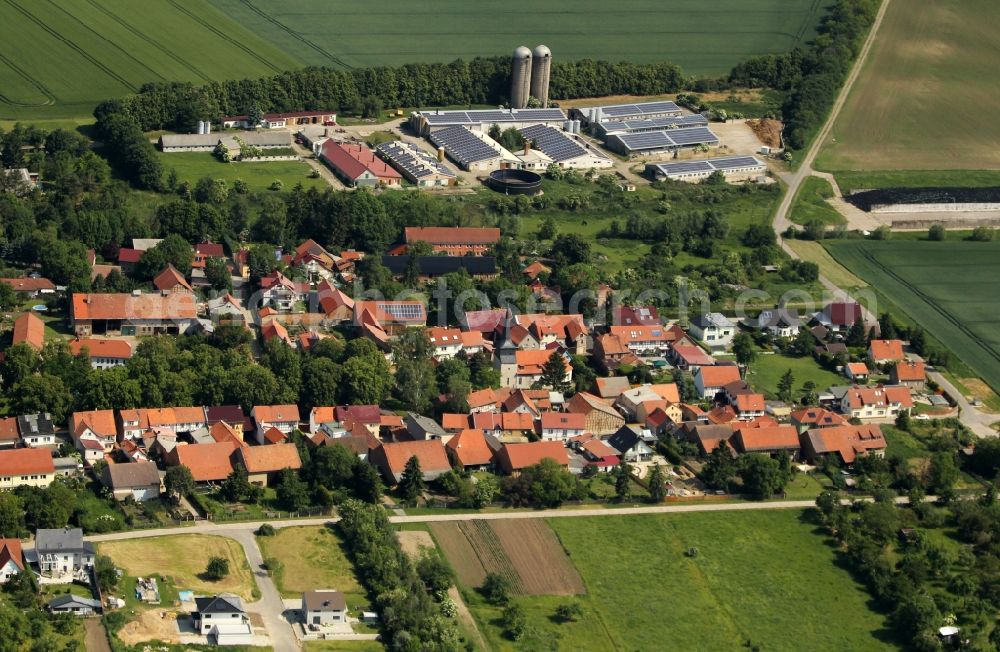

{"left": 405, "top": 227, "right": 499, "bottom": 245}
{"left": 446, "top": 429, "right": 494, "bottom": 467}
{"left": 869, "top": 339, "right": 904, "bottom": 361}
{"left": 733, "top": 425, "right": 800, "bottom": 452}
{"left": 696, "top": 365, "right": 742, "bottom": 388}
{"left": 152, "top": 264, "right": 192, "bottom": 292}
{"left": 892, "top": 361, "right": 925, "bottom": 382}
{"left": 12, "top": 312, "right": 44, "bottom": 351}
{"left": 441, "top": 413, "right": 471, "bottom": 430}
{"left": 71, "top": 409, "right": 117, "bottom": 439}
{"left": 0, "top": 448, "right": 55, "bottom": 476}
{"left": 496, "top": 441, "right": 568, "bottom": 472}
{"left": 234, "top": 443, "right": 302, "bottom": 474}
{"left": 540, "top": 412, "right": 586, "bottom": 430}
{"left": 377, "top": 440, "right": 451, "bottom": 476}
{"left": 791, "top": 408, "right": 846, "bottom": 428}
{"left": 68, "top": 338, "right": 133, "bottom": 360}
{"left": 254, "top": 405, "right": 300, "bottom": 425}
{"left": 0, "top": 277, "right": 55, "bottom": 292}
{"left": 166, "top": 442, "right": 237, "bottom": 482}
{"left": 0, "top": 417, "right": 18, "bottom": 443}
{"left": 0, "top": 538, "right": 24, "bottom": 571}
{"left": 847, "top": 362, "right": 869, "bottom": 375}
{"left": 805, "top": 424, "right": 886, "bottom": 463}
{"left": 72, "top": 293, "right": 197, "bottom": 321}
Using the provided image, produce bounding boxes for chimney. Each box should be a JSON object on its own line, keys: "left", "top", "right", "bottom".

{"left": 437, "top": 147, "right": 445, "bottom": 162}
{"left": 523, "top": 140, "right": 531, "bottom": 155}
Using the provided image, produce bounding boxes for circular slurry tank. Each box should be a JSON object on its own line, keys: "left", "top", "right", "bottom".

{"left": 488, "top": 168, "right": 542, "bottom": 195}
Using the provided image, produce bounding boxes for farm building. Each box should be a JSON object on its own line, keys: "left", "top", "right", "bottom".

{"left": 409, "top": 107, "right": 567, "bottom": 136}
{"left": 605, "top": 126, "right": 719, "bottom": 157}
{"left": 370, "top": 440, "right": 451, "bottom": 483}
{"left": 159, "top": 134, "right": 219, "bottom": 152}
{"left": 68, "top": 338, "right": 134, "bottom": 369}
{"left": 593, "top": 114, "right": 708, "bottom": 139}
{"left": 320, "top": 141, "right": 402, "bottom": 187}
{"left": 429, "top": 126, "right": 519, "bottom": 171}
{"left": 517, "top": 124, "right": 613, "bottom": 169}
{"left": 70, "top": 293, "right": 197, "bottom": 336}
{"left": 218, "top": 131, "right": 291, "bottom": 156}
{"left": 376, "top": 141, "right": 456, "bottom": 187}
{"left": 573, "top": 100, "right": 683, "bottom": 125}
{"left": 222, "top": 110, "right": 336, "bottom": 129}
{"left": 0, "top": 277, "right": 56, "bottom": 296}
{"left": 400, "top": 227, "right": 500, "bottom": 256}
{"left": 646, "top": 155, "right": 766, "bottom": 182}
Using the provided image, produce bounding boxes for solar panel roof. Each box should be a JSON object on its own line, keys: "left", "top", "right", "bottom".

{"left": 519, "top": 124, "right": 594, "bottom": 162}
{"left": 376, "top": 141, "right": 455, "bottom": 179}
{"left": 430, "top": 126, "right": 503, "bottom": 166}
{"left": 613, "top": 126, "right": 719, "bottom": 151}
{"left": 651, "top": 156, "right": 765, "bottom": 175}
{"left": 599, "top": 101, "right": 681, "bottom": 119}
{"left": 598, "top": 114, "right": 707, "bottom": 134}
{"left": 420, "top": 108, "right": 566, "bottom": 126}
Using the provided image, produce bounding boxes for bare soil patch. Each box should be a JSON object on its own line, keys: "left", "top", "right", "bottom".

{"left": 564, "top": 89, "right": 765, "bottom": 109}
{"left": 746, "top": 118, "right": 783, "bottom": 148}
{"left": 397, "top": 530, "right": 435, "bottom": 559}
{"left": 116, "top": 609, "right": 181, "bottom": 646}
{"left": 431, "top": 520, "right": 585, "bottom": 595}
{"left": 489, "top": 520, "right": 586, "bottom": 595}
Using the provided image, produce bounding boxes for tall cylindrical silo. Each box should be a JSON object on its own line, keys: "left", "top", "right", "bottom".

{"left": 530, "top": 45, "right": 551, "bottom": 107}
{"left": 510, "top": 46, "right": 533, "bottom": 110}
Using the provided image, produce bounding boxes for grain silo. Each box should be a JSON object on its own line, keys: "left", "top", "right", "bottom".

{"left": 510, "top": 46, "right": 533, "bottom": 110}
{"left": 530, "top": 45, "right": 551, "bottom": 107}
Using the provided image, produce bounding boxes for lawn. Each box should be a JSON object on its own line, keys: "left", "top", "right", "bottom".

{"left": 823, "top": 239, "right": 1000, "bottom": 393}
{"left": 747, "top": 353, "right": 845, "bottom": 399}
{"left": 816, "top": 0, "right": 1000, "bottom": 171}
{"left": 832, "top": 170, "right": 1000, "bottom": 195}
{"left": 498, "top": 511, "right": 895, "bottom": 651}
{"left": 156, "top": 152, "right": 327, "bottom": 192}
{"left": 98, "top": 534, "right": 258, "bottom": 601}
{"left": 304, "top": 642, "right": 384, "bottom": 652}
{"left": 0, "top": 0, "right": 301, "bottom": 121}
{"left": 788, "top": 176, "right": 844, "bottom": 225}
{"left": 256, "top": 526, "right": 364, "bottom": 600}
{"left": 207, "top": 0, "right": 824, "bottom": 76}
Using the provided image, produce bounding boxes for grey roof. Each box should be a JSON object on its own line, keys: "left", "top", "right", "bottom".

{"left": 608, "top": 126, "right": 719, "bottom": 153}
{"left": 418, "top": 107, "right": 566, "bottom": 127}
{"left": 303, "top": 590, "right": 347, "bottom": 611}
{"left": 195, "top": 594, "right": 245, "bottom": 614}
{"left": 690, "top": 312, "right": 734, "bottom": 330}
{"left": 16, "top": 413, "right": 55, "bottom": 436}
{"left": 381, "top": 255, "right": 496, "bottom": 277}
{"left": 599, "top": 100, "right": 682, "bottom": 119}
{"left": 102, "top": 461, "right": 161, "bottom": 489}
{"left": 519, "top": 124, "right": 603, "bottom": 163}
{"left": 742, "top": 308, "right": 802, "bottom": 330}
{"left": 376, "top": 141, "right": 454, "bottom": 180}
{"left": 607, "top": 425, "right": 644, "bottom": 454}
{"left": 648, "top": 155, "right": 764, "bottom": 178}
{"left": 160, "top": 134, "right": 218, "bottom": 148}
{"left": 405, "top": 413, "right": 446, "bottom": 438}
{"left": 48, "top": 595, "right": 100, "bottom": 610}
{"left": 35, "top": 528, "right": 85, "bottom": 553}
{"left": 597, "top": 114, "right": 708, "bottom": 135}
{"left": 131, "top": 238, "right": 163, "bottom": 251}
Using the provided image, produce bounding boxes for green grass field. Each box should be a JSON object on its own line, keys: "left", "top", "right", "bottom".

{"left": 256, "top": 526, "right": 364, "bottom": 600}
{"left": 156, "top": 152, "right": 327, "bottom": 191}
{"left": 832, "top": 170, "right": 1000, "bottom": 195}
{"left": 817, "top": 0, "right": 1000, "bottom": 171}
{"left": 0, "top": 0, "right": 301, "bottom": 121}
{"left": 824, "top": 239, "right": 1000, "bottom": 393}
{"left": 789, "top": 176, "right": 845, "bottom": 226}
{"left": 748, "top": 353, "right": 846, "bottom": 399}
{"left": 529, "top": 511, "right": 894, "bottom": 651}
{"left": 207, "top": 0, "right": 824, "bottom": 76}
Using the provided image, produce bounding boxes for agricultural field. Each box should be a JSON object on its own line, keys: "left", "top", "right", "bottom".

{"left": 548, "top": 511, "right": 895, "bottom": 651}
{"left": 429, "top": 520, "right": 584, "bottom": 595}
{"left": 256, "top": 525, "right": 364, "bottom": 600}
{"left": 824, "top": 239, "right": 1000, "bottom": 393}
{"left": 156, "top": 152, "right": 328, "bottom": 192}
{"left": 817, "top": 0, "right": 1000, "bottom": 171}
{"left": 0, "top": 0, "right": 301, "bottom": 121}
{"left": 207, "top": 0, "right": 824, "bottom": 75}
{"left": 98, "top": 534, "right": 258, "bottom": 600}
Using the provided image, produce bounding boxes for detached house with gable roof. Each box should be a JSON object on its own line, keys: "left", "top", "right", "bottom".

{"left": 567, "top": 392, "right": 625, "bottom": 435}
{"left": 35, "top": 528, "right": 94, "bottom": 578}
{"left": 0, "top": 538, "right": 24, "bottom": 583}
{"left": 688, "top": 313, "right": 735, "bottom": 349}
{"left": 539, "top": 412, "right": 586, "bottom": 442}
{"left": 801, "top": 424, "right": 887, "bottom": 464}
{"left": 251, "top": 405, "right": 300, "bottom": 444}
{"left": 0, "top": 448, "right": 55, "bottom": 489}
{"left": 71, "top": 409, "right": 118, "bottom": 455}
{"left": 839, "top": 385, "right": 913, "bottom": 421}
{"left": 693, "top": 365, "right": 743, "bottom": 400}
{"left": 868, "top": 339, "right": 905, "bottom": 365}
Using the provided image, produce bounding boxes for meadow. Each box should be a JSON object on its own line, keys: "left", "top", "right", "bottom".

{"left": 0, "top": 0, "right": 300, "bottom": 121}
{"left": 256, "top": 525, "right": 364, "bottom": 600}
{"left": 788, "top": 176, "right": 845, "bottom": 225}
{"left": 747, "top": 352, "right": 846, "bottom": 399}
{"left": 824, "top": 239, "right": 1000, "bottom": 393}
{"left": 209, "top": 0, "right": 825, "bottom": 75}
{"left": 453, "top": 511, "right": 894, "bottom": 651}
{"left": 816, "top": 0, "right": 1000, "bottom": 171}
{"left": 156, "top": 152, "right": 328, "bottom": 191}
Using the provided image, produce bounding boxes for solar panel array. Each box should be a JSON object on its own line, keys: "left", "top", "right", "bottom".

{"left": 599, "top": 100, "right": 681, "bottom": 119}
{"left": 429, "top": 126, "right": 503, "bottom": 167}
{"left": 518, "top": 124, "right": 590, "bottom": 162}
{"left": 599, "top": 114, "right": 707, "bottom": 135}
{"left": 651, "top": 156, "right": 765, "bottom": 176}
{"left": 613, "top": 126, "right": 719, "bottom": 152}
{"left": 376, "top": 141, "right": 455, "bottom": 180}
{"left": 379, "top": 302, "right": 424, "bottom": 320}
{"left": 422, "top": 108, "right": 566, "bottom": 126}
